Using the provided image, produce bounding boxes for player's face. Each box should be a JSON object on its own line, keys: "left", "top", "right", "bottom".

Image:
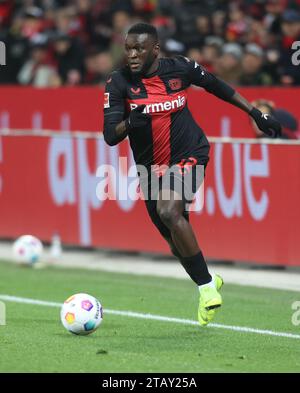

{"left": 125, "top": 33, "right": 159, "bottom": 75}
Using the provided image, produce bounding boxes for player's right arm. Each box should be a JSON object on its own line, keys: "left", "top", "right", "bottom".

{"left": 103, "top": 73, "right": 150, "bottom": 146}
{"left": 103, "top": 73, "right": 128, "bottom": 146}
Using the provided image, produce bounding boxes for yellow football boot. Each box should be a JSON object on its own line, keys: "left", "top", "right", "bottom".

{"left": 198, "top": 274, "right": 223, "bottom": 326}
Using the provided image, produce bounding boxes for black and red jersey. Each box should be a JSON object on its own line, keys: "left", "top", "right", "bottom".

{"left": 103, "top": 56, "right": 235, "bottom": 169}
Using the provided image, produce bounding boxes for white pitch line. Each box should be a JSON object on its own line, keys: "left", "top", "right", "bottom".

{"left": 1, "top": 294, "right": 300, "bottom": 340}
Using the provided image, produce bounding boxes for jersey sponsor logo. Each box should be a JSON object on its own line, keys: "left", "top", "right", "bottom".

{"left": 104, "top": 92, "right": 110, "bottom": 108}
{"left": 168, "top": 78, "right": 182, "bottom": 90}
{"left": 130, "top": 87, "right": 141, "bottom": 95}
{"left": 129, "top": 95, "right": 186, "bottom": 114}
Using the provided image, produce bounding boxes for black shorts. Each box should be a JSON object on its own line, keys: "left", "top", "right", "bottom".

{"left": 142, "top": 155, "right": 209, "bottom": 240}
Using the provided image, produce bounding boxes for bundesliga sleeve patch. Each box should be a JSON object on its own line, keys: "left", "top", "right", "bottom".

{"left": 104, "top": 93, "right": 110, "bottom": 108}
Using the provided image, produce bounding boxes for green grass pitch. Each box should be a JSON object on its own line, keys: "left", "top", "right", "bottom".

{"left": 0, "top": 260, "right": 300, "bottom": 373}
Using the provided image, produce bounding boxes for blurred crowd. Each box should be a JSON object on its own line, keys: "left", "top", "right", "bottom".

{"left": 0, "top": 0, "right": 300, "bottom": 87}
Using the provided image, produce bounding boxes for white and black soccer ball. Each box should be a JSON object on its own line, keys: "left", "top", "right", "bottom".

{"left": 60, "top": 293, "right": 103, "bottom": 335}
{"left": 12, "top": 235, "right": 43, "bottom": 265}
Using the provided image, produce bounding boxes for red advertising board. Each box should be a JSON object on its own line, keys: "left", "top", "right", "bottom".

{"left": 0, "top": 133, "right": 299, "bottom": 266}
{"left": 0, "top": 87, "right": 299, "bottom": 266}
{"left": 0, "top": 86, "right": 299, "bottom": 137}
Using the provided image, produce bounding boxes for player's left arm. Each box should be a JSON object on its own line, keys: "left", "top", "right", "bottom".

{"left": 186, "top": 58, "right": 282, "bottom": 138}
{"left": 222, "top": 90, "right": 282, "bottom": 138}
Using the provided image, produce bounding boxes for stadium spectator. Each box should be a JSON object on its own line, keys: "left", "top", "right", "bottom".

{"left": 214, "top": 42, "right": 243, "bottom": 85}
{"left": 0, "top": 11, "right": 29, "bottom": 83}
{"left": 211, "top": 10, "right": 226, "bottom": 38}
{"left": 17, "top": 34, "right": 56, "bottom": 87}
{"left": 109, "top": 10, "right": 132, "bottom": 68}
{"left": 264, "top": 0, "right": 286, "bottom": 36}
{"left": 192, "top": 14, "right": 212, "bottom": 48}
{"left": 84, "top": 48, "right": 113, "bottom": 85}
{"left": 0, "top": 0, "right": 13, "bottom": 28}
{"left": 239, "top": 43, "right": 273, "bottom": 85}
{"left": 171, "top": 1, "right": 197, "bottom": 48}
{"left": 21, "top": 6, "right": 44, "bottom": 39}
{"left": 226, "top": 3, "right": 249, "bottom": 43}
{"left": 52, "top": 32, "right": 85, "bottom": 85}
{"left": 201, "top": 36, "right": 223, "bottom": 73}
{"left": 278, "top": 9, "right": 300, "bottom": 85}
{"left": 251, "top": 99, "right": 299, "bottom": 139}
{"left": 151, "top": 11, "right": 176, "bottom": 45}
{"left": 246, "top": 16, "right": 271, "bottom": 48}
{"left": 0, "top": 0, "right": 300, "bottom": 87}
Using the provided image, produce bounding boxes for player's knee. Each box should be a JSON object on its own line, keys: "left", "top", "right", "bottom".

{"left": 157, "top": 204, "right": 180, "bottom": 229}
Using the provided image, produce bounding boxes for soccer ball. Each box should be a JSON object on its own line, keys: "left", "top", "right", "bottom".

{"left": 60, "top": 293, "right": 103, "bottom": 335}
{"left": 12, "top": 235, "right": 43, "bottom": 265}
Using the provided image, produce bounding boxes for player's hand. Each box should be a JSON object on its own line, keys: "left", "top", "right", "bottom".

{"left": 250, "top": 107, "right": 282, "bottom": 138}
{"left": 125, "top": 105, "right": 151, "bottom": 131}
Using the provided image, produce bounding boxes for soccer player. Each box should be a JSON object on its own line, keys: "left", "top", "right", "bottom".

{"left": 103, "top": 23, "right": 281, "bottom": 326}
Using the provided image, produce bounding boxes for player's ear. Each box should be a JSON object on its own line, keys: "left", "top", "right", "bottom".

{"left": 154, "top": 43, "right": 160, "bottom": 55}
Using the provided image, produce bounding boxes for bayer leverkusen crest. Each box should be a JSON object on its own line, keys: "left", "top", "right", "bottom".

{"left": 168, "top": 78, "right": 182, "bottom": 90}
